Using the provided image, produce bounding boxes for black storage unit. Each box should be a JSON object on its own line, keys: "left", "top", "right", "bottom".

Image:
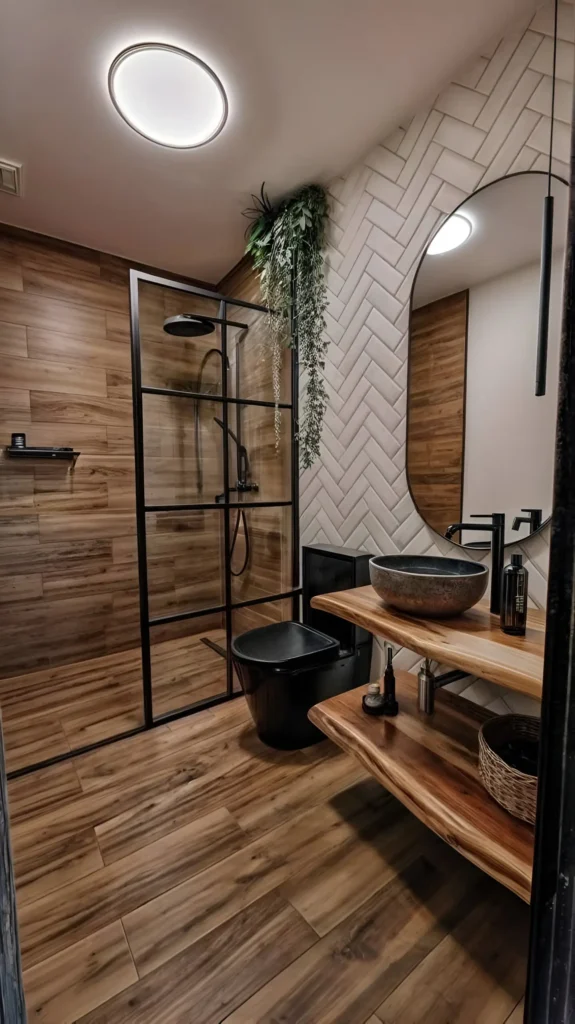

{"left": 302, "top": 544, "right": 373, "bottom": 687}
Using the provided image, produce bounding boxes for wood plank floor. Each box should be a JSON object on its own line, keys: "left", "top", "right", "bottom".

{"left": 7, "top": 695, "right": 529, "bottom": 1023}
{"left": 0, "top": 630, "right": 227, "bottom": 772}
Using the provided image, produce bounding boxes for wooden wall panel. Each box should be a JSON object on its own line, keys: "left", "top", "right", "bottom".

{"left": 407, "top": 291, "right": 468, "bottom": 539}
{"left": 218, "top": 255, "right": 260, "bottom": 303}
{"left": 0, "top": 226, "right": 213, "bottom": 680}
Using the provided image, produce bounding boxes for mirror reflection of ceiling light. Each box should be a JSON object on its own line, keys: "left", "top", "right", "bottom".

{"left": 426, "top": 214, "right": 472, "bottom": 255}
{"left": 108, "top": 43, "right": 227, "bottom": 148}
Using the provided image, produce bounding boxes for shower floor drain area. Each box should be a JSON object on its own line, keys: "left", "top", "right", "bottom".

{"left": 200, "top": 636, "right": 227, "bottom": 659}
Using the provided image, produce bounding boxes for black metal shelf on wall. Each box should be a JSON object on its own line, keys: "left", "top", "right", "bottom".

{"left": 130, "top": 269, "right": 301, "bottom": 732}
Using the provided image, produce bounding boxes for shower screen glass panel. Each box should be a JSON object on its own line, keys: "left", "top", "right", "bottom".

{"left": 150, "top": 613, "right": 227, "bottom": 718}
{"left": 143, "top": 393, "right": 224, "bottom": 506}
{"left": 226, "top": 404, "right": 290, "bottom": 505}
{"left": 146, "top": 510, "right": 224, "bottom": 620}
{"left": 139, "top": 280, "right": 223, "bottom": 395}
{"left": 130, "top": 270, "right": 298, "bottom": 728}
{"left": 230, "top": 506, "right": 292, "bottom": 605}
{"left": 227, "top": 303, "right": 291, "bottom": 404}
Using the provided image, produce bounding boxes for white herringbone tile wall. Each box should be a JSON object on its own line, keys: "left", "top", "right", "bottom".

{"left": 301, "top": 1, "right": 575, "bottom": 713}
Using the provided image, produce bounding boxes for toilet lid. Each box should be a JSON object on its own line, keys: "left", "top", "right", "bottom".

{"left": 231, "top": 620, "right": 339, "bottom": 671}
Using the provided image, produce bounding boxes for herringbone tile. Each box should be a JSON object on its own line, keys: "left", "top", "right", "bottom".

{"left": 301, "top": 0, "right": 571, "bottom": 714}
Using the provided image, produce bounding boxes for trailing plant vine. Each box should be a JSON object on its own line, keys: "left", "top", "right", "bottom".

{"left": 244, "top": 183, "right": 329, "bottom": 469}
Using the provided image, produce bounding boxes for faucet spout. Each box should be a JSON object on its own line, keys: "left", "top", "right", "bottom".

{"left": 444, "top": 513, "right": 505, "bottom": 616}
{"left": 512, "top": 508, "right": 543, "bottom": 534}
{"left": 445, "top": 522, "right": 463, "bottom": 540}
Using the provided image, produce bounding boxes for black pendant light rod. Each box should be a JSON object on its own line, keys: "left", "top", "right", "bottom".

{"left": 535, "top": 0, "right": 559, "bottom": 398}
{"left": 536, "top": 195, "right": 555, "bottom": 396}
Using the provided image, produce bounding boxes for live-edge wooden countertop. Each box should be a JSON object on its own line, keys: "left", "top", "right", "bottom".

{"left": 309, "top": 673, "right": 534, "bottom": 903}
{"left": 311, "top": 586, "right": 544, "bottom": 700}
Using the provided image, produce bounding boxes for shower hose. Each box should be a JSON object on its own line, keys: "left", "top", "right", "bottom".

{"left": 230, "top": 508, "right": 250, "bottom": 576}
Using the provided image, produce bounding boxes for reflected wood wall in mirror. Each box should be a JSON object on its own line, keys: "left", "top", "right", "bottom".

{"left": 408, "top": 291, "right": 468, "bottom": 537}
{"left": 407, "top": 171, "right": 567, "bottom": 549}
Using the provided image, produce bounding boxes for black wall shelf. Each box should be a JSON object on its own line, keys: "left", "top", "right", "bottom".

{"left": 5, "top": 446, "right": 80, "bottom": 463}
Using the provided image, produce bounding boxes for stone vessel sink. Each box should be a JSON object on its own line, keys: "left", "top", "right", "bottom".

{"left": 369, "top": 555, "right": 489, "bottom": 618}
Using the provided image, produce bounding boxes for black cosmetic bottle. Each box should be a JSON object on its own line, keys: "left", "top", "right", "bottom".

{"left": 500, "top": 553, "right": 528, "bottom": 636}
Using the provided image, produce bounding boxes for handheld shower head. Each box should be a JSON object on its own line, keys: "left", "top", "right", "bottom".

{"left": 163, "top": 314, "right": 216, "bottom": 338}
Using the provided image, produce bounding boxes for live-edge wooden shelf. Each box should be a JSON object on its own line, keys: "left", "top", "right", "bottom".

{"left": 311, "top": 585, "right": 545, "bottom": 700}
{"left": 309, "top": 673, "right": 534, "bottom": 902}
{"left": 309, "top": 584, "right": 542, "bottom": 901}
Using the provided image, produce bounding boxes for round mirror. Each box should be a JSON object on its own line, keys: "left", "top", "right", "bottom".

{"left": 407, "top": 171, "right": 568, "bottom": 549}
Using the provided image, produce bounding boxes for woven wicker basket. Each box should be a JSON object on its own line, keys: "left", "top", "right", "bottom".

{"left": 478, "top": 714, "right": 539, "bottom": 824}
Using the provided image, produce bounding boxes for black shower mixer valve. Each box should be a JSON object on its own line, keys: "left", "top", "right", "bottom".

{"left": 236, "top": 480, "right": 259, "bottom": 493}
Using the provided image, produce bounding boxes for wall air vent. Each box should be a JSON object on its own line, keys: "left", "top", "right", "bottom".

{"left": 0, "top": 161, "right": 22, "bottom": 196}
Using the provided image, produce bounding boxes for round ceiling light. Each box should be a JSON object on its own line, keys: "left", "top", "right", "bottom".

{"left": 108, "top": 43, "right": 227, "bottom": 148}
{"left": 426, "top": 214, "right": 472, "bottom": 255}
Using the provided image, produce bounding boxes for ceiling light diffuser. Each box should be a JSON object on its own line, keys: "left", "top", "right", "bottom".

{"left": 108, "top": 43, "right": 227, "bottom": 148}
{"left": 426, "top": 214, "right": 472, "bottom": 255}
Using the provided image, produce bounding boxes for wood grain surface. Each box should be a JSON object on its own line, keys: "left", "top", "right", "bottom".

{"left": 0, "top": 630, "right": 227, "bottom": 772}
{"left": 0, "top": 718, "right": 26, "bottom": 1023}
{"left": 0, "top": 231, "right": 294, "bottom": 769}
{"left": 408, "top": 291, "right": 468, "bottom": 537}
{"left": 311, "top": 585, "right": 544, "bottom": 699}
{"left": 309, "top": 673, "right": 534, "bottom": 902}
{"left": 0, "top": 229, "right": 215, "bottom": 682}
{"left": 375, "top": 883, "right": 527, "bottom": 1023}
{"left": 7, "top": 693, "right": 530, "bottom": 1022}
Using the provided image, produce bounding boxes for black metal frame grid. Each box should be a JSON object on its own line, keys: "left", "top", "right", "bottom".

{"left": 8, "top": 270, "right": 300, "bottom": 780}
{"left": 132, "top": 270, "right": 301, "bottom": 728}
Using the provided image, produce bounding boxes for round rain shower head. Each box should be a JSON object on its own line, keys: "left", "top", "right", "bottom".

{"left": 163, "top": 314, "right": 216, "bottom": 337}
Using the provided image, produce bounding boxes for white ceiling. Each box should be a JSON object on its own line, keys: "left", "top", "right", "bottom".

{"left": 0, "top": 0, "right": 536, "bottom": 283}
{"left": 413, "top": 172, "right": 569, "bottom": 306}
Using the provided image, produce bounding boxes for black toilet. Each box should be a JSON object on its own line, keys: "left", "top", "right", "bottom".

{"left": 231, "top": 545, "right": 372, "bottom": 749}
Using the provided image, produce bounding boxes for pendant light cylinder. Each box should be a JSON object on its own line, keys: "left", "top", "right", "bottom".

{"left": 536, "top": 194, "right": 554, "bottom": 397}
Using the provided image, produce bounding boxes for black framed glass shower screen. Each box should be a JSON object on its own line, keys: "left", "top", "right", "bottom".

{"left": 6, "top": 269, "right": 300, "bottom": 780}
{"left": 130, "top": 270, "right": 301, "bottom": 727}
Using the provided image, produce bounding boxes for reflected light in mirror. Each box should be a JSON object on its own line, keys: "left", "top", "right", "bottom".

{"left": 427, "top": 214, "right": 472, "bottom": 255}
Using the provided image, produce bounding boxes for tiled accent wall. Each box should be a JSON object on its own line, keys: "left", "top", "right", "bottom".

{"left": 300, "top": 0, "right": 575, "bottom": 714}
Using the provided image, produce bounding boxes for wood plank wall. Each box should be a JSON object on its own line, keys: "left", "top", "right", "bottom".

{"left": 0, "top": 233, "right": 293, "bottom": 685}
{"left": 0, "top": 227, "right": 213, "bottom": 677}
{"left": 407, "top": 291, "right": 468, "bottom": 539}
{"left": 0, "top": 718, "right": 25, "bottom": 1021}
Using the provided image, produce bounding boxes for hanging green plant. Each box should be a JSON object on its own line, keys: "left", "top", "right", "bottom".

{"left": 244, "top": 183, "right": 329, "bottom": 470}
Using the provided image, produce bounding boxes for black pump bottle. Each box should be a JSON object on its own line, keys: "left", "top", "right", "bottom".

{"left": 500, "top": 553, "right": 528, "bottom": 636}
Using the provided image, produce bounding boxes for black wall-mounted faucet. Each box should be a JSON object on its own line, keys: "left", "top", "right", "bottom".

{"left": 512, "top": 508, "right": 543, "bottom": 534}
{"left": 445, "top": 513, "right": 505, "bottom": 615}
